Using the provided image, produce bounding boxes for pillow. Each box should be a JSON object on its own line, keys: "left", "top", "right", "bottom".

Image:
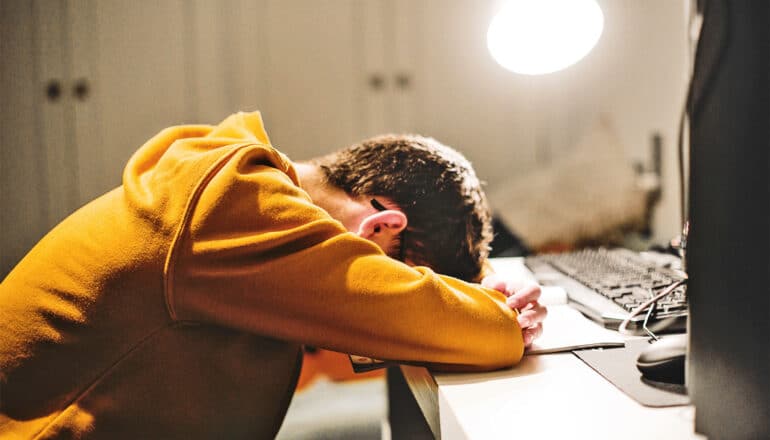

{"left": 488, "top": 117, "right": 650, "bottom": 251}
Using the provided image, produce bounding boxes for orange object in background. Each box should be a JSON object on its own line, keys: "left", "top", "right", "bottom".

{"left": 295, "top": 348, "right": 385, "bottom": 392}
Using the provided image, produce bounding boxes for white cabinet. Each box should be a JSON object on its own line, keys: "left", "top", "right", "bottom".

{"left": 81, "top": 0, "right": 193, "bottom": 201}
{"left": 358, "top": 0, "right": 419, "bottom": 137}
{"left": 256, "top": 0, "right": 360, "bottom": 158}
{"left": 1, "top": 0, "right": 548, "bottom": 276}
{"left": 1, "top": 1, "right": 51, "bottom": 277}
{"left": 244, "top": 0, "right": 421, "bottom": 159}
{"left": 1, "top": 0, "right": 198, "bottom": 276}
{"left": 257, "top": 0, "right": 541, "bottom": 181}
{"left": 0, "top": 0, "right": 471, "bottom": 275}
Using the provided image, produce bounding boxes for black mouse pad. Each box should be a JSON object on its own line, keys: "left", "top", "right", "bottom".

{"left": 573, "top": 339, "right": 690, "bottom": 407}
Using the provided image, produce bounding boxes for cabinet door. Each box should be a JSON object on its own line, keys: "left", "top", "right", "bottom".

{"left": 359, "top": 0, "right": 390, "bottom": 138}
{"left": 187, "top": 0, "right": 270, "bottom": 124}
{"left": 387, "top": 0, "right": 419, "bottom": 134}
{"left": 72, "top": 0, "right": 193, "bottom": 203}
{"left": 34, "top": 0, "right": 81, "bottom": 225}
{"left": 0, "top": 1, "right": 52, "bottom": 276}
{"left": 260, "top": 0, "right": 361, "bottom": 159}
{"left": 352, "top": 0, "right": 419, "bottom": 139}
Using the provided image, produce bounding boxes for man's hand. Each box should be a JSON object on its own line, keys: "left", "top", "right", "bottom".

{"left": 481, "top": 273, "right": 547, "bottom": 347}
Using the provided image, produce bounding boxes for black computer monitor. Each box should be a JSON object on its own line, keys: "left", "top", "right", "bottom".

{"left": 686, "top": 1, "right": 769, "bottom": 438}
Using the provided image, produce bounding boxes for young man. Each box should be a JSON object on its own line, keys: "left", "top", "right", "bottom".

{"left": 0, "top": 111, "right": 545, "bottom": 438}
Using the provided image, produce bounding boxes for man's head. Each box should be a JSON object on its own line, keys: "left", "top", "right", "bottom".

{"left": 302, "top": 134, "right": 493, "bottom": 282}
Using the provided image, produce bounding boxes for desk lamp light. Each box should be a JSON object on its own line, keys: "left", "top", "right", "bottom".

{"left": 487, "top": 0, "right": 604, "bottom": 75}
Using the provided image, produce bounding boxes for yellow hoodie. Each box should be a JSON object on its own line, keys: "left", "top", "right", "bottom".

{"left": 0, "top": 112, "right": 523, "bottom": 439}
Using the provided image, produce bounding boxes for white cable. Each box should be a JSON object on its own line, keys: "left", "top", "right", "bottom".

{"left": 617, "top": 279, "right": 687, "bottom": 336}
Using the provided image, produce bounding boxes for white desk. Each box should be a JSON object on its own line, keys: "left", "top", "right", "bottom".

{"left": 400, "top": 355, "right": 704, "bottom": 440}
{"left": 395, "top": 258, "right": 706, "bottom": 440}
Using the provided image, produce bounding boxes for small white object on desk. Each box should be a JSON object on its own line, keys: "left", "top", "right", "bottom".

{"left": 526, "top": 304, "right": 624, "bottom": 354}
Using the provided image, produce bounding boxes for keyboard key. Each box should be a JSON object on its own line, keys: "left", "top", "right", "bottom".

{"left": 615, "top": 296, "right": 637, "bottom": 306}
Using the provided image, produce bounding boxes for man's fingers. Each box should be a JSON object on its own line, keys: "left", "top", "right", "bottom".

{"left": 523, "top": 323, "right": 544, "bottom": 347}
{"left": 481, "top": 274, "right": 509, "bottom": 295}
{"left": 506, "top": 283, "right": 541, "bottom": 309}
{"left": 516, "top": 302, "right": 547, "bottom": 328}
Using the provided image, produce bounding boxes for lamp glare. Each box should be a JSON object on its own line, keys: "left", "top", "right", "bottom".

{"left": 487, "top": 0, "right": 604, "bottom": 75}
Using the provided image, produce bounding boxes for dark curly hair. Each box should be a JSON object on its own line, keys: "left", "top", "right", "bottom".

{"left": 312, "top": 134, "right": 493, "bottom": 282}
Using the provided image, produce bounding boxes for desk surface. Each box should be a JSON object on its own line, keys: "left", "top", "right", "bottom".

{"left": 399, "top": 258, "right": 706, "bottom": 440}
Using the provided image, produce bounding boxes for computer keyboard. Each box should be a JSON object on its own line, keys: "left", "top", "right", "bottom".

{"left": 525, "top": 248, "right": 688, "bottom": 330}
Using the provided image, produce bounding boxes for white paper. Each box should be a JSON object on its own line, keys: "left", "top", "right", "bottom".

{"left": 526, "top": 304, "right": 625, "bottom": 355}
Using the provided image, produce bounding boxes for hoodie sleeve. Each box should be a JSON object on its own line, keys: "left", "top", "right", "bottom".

{"left": 164, "top": 117, "right": 524, "bottom": 371}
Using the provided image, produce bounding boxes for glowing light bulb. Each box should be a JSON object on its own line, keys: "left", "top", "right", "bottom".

{"left": 487, "top": 0, "right": 604, "bottom": 75}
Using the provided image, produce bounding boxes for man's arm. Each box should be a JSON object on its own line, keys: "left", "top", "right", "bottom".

{"left": 166, "top": 144, "right": 524, "bottom": 371}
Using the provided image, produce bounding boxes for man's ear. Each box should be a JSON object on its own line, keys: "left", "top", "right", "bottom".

{"left": 356, "top": 210, "right": 407, "bottom": 240}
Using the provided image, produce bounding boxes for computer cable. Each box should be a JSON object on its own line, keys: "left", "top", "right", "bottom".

{"left": 617, "top": 279, "right": 687, "bottom": 337}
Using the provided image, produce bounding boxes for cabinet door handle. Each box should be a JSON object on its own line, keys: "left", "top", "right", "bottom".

{"left": 369, "top": 74, "right": 386, "bottom": 91}
{"left": 73, "top": 78, "right": 90, "bottom": 101}
{"left": 395, "top": 73, "right": 411, "bottom": 90}
{"left": 46, "top": 80, "right": 62, "bottom": 102}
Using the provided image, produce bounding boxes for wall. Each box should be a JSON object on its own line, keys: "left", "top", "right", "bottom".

{"left": 0, "top": 0, "right": 689, "bottom": 275}
{"left": 409, "top": 0, "right": 688, "bottom": 244}
{"left": 533, "top": 0, "right": 689, "bottom": 243}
